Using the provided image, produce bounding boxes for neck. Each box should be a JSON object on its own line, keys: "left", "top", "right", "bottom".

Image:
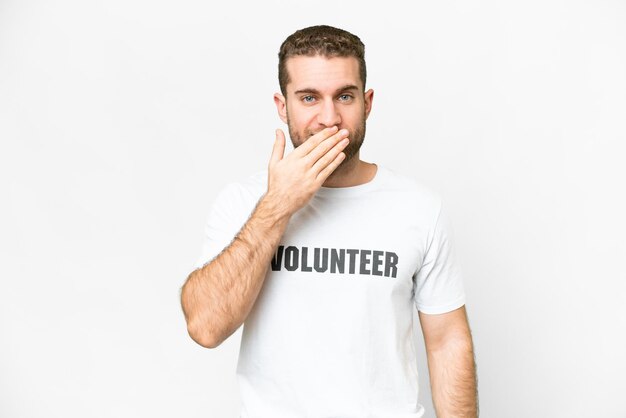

{"left": 321, "top": 154, "right": 377, "bottom": 188}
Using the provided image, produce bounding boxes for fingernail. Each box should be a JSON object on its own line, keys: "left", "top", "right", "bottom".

{"left": 340, "top": 129, "right": 349, "bottom": 135}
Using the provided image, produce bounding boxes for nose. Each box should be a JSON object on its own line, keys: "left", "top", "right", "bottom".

{"left": 317, "top": 100, "right": 342, "bottom": 127}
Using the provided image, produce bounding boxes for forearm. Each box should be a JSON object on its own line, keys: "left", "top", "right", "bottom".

{"left": 427, "top": 334, "right": 478, "bottom": 417}
{"left": 181, "top": 193, "right": 291, "bottom": 348}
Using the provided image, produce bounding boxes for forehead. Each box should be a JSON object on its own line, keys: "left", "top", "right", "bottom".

{"left": 285, "top": 55, "right": 361, "bottom": 94}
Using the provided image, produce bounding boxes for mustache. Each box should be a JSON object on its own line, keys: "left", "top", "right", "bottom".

{"left": 308, "top": 129, "right": 348, "bottom": 137}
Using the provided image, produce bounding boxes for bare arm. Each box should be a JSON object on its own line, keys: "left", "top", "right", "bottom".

{"left": 180, "top": 126, "right": 350, "bottom": 348}
{"left": 419, "top": 306, "right": 478, "bottom": 417}
{"left": 180, "top": 194, "right": 291, "bottom": 348}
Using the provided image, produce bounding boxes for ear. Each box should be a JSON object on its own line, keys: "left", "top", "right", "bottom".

{"left": 274, "top": 93, "right": 288, "bottom": 124}
{"left": 364, "top": 88, "right": 374, "bottom": 120}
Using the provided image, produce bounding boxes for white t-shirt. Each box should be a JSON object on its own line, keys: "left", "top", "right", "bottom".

{"left": 193, "top": 164, "right": 466, "bottom": 418}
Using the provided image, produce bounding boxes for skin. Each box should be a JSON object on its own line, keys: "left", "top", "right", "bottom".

{"left": 181, "top": 53, "right": 477, "bottom": 417}
{"left": 420, "top": 306, "right": 479, "bottom": 417}
{"left": 180, "top": 57, "right": 355, "bottom": 349}
{"left": 180, "top": 124, "right": 350, "bottom": 348}
{"left": 277, "top": 55, "right": 478, "bottom": 417}
{"left": 273, "top": 55, "right": 377, "bottom": 188}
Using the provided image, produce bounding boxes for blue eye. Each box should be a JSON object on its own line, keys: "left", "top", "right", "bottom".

{"left": 338, "top": 94, "right": 353, "bottom": 101}
{"left": 302, "top": 96, "right": 315, "bottom": 103}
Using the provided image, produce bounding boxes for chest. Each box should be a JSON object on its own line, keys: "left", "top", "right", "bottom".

{"left": 272, "top": 194, "right": 431, "bottom": 283}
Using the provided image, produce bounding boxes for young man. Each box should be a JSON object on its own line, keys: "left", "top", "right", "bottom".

{"left": 180, "top": 25, "right": 478, "bottom": 418}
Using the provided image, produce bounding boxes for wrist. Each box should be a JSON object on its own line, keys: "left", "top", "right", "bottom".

{"left": 258, "top": 193, "right": 294, "bottom": 225}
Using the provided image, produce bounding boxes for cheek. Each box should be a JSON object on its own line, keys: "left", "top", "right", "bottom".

{"left": 342, "top": 109, "right": 363, "bottom": 127}
{"left": 293, "top": 110, "right": 317, "bottom": 129}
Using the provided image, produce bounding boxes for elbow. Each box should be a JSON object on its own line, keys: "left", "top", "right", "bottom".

{"left": 431, "top": 333, "right": 474, "bottom": 356}
{"left": 181, "top": 276, "right": 220, "bottom": 349}
{"left": 186, "top": 321, "right": 222, "bottom": 349}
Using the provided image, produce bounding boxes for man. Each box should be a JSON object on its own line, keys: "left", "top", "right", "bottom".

{"left": 180, "top": 25, "right": 478, "bottom": 418}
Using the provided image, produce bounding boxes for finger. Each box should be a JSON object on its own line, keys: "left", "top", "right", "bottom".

{"left": 291, "top": 126, "right": 339, "bottom": 158}
{"left": 305, "top": 128, "right": 349, "bottom": 167}
{"left": 269, "top": 129, "right": 286, "bottom": 167}
{"left": 316, "top": 151, "right": 346, "bottom": 183}
{"left": 311, "top": 137, "right": 349, "bottom": 175}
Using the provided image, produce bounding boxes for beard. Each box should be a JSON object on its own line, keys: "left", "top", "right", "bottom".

{"left": 286, "top": 114, "right": 367, "bottom": 165}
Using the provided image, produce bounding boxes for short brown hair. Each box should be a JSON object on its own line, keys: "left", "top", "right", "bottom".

{"left": 278, "top": 25, "right": 366, "bottom": 96}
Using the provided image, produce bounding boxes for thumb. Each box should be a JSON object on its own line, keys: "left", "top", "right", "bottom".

{"left": 269, "top": 128, "right": 286, "bottom": 167}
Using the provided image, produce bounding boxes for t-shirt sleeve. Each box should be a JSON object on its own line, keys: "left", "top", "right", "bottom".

{"left": 192, "top": 182, "right": 257, "bottom": 271}
{"left": 412, "top": 199, "right": 466, "bottom": 314}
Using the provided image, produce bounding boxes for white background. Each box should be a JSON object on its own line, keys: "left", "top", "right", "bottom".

{"left": 1, "top": 0, "right": 625, "bottom": 417}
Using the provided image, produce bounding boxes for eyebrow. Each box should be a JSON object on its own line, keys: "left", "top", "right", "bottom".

{"left": 294, "top": 84, "right": 360, "bottom": 95}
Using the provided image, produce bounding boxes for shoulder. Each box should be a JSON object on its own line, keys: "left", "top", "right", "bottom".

{"left": 239, "top": 168, "right": 268, "bottom": 195}
{"left": 379, "top": 165, "right": 443, "bottom": 213}
{"left": 213, "top": 168, "right": 267, "bottom": 207}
